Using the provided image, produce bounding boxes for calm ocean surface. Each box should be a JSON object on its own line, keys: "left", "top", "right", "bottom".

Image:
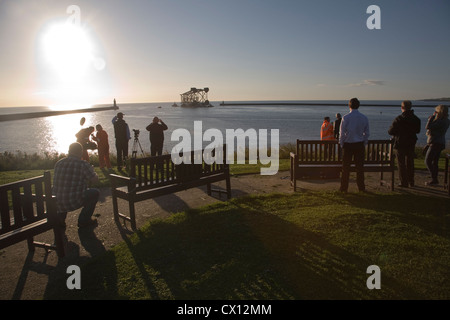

{"left": 0, "top": 100, "right": 447, "bottom": 156}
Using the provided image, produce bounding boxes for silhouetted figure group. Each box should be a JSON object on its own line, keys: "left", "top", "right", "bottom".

{"left": 323, "top": 98, "right": 449, "bottom": 191}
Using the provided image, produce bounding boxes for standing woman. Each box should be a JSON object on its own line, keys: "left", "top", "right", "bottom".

{"left": 92, "top": 124, "right": 112, "bottom": 169}
{"left": 424, "top": 105, "right": 449, "bottom": 185}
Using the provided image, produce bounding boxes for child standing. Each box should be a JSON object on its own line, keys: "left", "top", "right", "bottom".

{"left": 92, "top": 124, "right": 112, "bottom": 169}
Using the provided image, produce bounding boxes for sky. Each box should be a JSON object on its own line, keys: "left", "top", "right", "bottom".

{"left": 0, "top": 0, "right": 449, "bottom": 108}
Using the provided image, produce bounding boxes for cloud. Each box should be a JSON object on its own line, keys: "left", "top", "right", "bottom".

{"left": 348, "top": 79, "right": 386, "bottom": 87}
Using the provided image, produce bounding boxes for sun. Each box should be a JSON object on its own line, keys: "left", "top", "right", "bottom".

{"left": 41, "top": 22, "right": 93, "bottom": 80}
{"left": 38, "top": 21, "right": 109, "bottom": 110}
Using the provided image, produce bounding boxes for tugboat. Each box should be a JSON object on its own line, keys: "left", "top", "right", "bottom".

{"left": 180, "top": 87, "right": 214, "bottom": 108}
{"left": 172, "top": 102, "right": 179, "bottom": 107}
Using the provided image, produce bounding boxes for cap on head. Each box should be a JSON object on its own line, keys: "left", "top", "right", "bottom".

{"left": 117, "top": 112, "right": 124, "bottom": 118}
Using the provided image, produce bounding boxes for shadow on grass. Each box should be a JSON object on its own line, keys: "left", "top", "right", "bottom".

{"left": 340, "top": 192, "right": 450, "bottom": 240}
{"left": 234, "top": 196, "right": 420, "bottom": 299}
{"left": 44, "top": 204, "right": 296, "bottom": 299}
{"left": 43, "top": 192, "right": 434, "bottom": 300}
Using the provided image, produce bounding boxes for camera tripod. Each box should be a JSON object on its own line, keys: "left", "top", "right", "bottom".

{"left": 131, "top": 134, "right": 145, "bottom": 158}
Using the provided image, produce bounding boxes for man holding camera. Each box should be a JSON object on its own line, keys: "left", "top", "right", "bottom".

{"left": 146, "top": 116, "right": 168, "bottom": 156}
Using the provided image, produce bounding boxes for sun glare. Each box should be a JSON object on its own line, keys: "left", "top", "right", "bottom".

{"left": 42, "top": 23, "right": 93, "bottom": 80}
{"left": 39, "top": 21, "right": 109, "bottom": 110}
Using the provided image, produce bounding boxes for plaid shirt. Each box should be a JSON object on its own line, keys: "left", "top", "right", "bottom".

{"left": 53, "top": 156, "right": 97, "bottom": 212}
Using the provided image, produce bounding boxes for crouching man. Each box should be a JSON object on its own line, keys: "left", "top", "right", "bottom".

{"left": 53, "top": 142, "right": 100, "bottom": 228}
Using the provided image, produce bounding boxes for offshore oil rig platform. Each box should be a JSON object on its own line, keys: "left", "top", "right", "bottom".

{"left": 180, "top": 87, "right": 213, "bottom": 108}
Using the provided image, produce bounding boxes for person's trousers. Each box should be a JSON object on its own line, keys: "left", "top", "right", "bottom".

{"left": 58, "top": 188, "right": 100, "bottom": 226}
{"left": 116, "top": 140, "right": 128, "bottom": 167}
{"left": 425, "top": 143, "right": 444, "bottom": 182}
{"left": 396, "top": 146, "right": 416, "bottom": 186}
{"left": 340, "top": 142, "right": 365, "bottom": 192}
{"left": 151, "top": 142, "right": 163, "bottom": 157}
{"left": 98, "top": 146, "right": 112, "bottom": 168}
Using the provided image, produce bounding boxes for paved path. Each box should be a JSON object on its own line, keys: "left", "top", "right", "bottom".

{"left": 0, "top": 170, "right": 448, "bottom": 299}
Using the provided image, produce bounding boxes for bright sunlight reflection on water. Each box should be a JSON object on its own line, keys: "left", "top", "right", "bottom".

{"left": 45, "top": 113, "right": 94, "bottom": 154}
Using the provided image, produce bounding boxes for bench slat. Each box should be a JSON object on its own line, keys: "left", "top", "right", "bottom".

{"left": 35, "top": 180, "right": 45, "bottom": 218}
{"left": 0, "top": 189, "right": 11, "bottom": 232}
{"left": 12, "top": 185, "right": 23, "bottom": 228}
{"left": 22, "top": 182, "right": 35, "bottom": 222}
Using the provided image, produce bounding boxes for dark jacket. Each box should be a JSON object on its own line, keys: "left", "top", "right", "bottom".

{"left": 388, "top": 110, "right": 421, "bottom": 149}
{"left": 334, "top": 118, "right": 342, "bottom": 139}
{"left": 426, "top": 116, "right": 450, "bottom": 145}
{"left": 146, "top": 122, "right": 168, "bottom": 145}
{"left": 113, "top": 118, "right": 130, "bottom": 143}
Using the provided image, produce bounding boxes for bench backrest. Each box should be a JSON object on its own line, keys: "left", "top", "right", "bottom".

{"left": 129, "top": 145, "right": 229, "bottom": 192}
{"left": 0, "top": 171, "right": 55, "bottom": 235}
{"left": 296, "top": 140, "right": 394, "bottom": 165}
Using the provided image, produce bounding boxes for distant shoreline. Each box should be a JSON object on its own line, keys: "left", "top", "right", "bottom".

{"left": 219, "top": 102, "right": 438, "bottom": 107}
{"left": 419, "top": 98, "right": 450, "bottom": 102}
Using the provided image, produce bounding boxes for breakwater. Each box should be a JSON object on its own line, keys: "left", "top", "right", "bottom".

{"left": 0, "top": 105, "right": 118, "bottom": 122}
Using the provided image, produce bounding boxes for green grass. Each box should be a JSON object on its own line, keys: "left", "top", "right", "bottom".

{"left": 44, "top": 191, "right": 450, "bottom": 300}
{"left": 0, "top": 167, "right": 116, "bottom": 188}
{"left": 0, "top": 156, "right": 442, "bottom": 188}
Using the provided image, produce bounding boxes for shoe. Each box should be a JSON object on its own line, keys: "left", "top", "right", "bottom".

{"left": 425, "top": 180, "right": 439, "bottom": 186}
{"left": 78, "top": 218, "right": 98, "bottom": 228}
{"left": 397, "top": 184, "right": 408, "bottom": 188}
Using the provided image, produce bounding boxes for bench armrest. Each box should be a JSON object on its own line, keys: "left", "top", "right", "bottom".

{"left": 110, "top": 174, "right": 137, "bottom": 193}
{"left": 109, "top": 173, "right": 131, "bottom": 185}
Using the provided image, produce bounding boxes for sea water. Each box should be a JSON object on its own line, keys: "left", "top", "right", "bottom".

{"left": 0, "top": 100, "right": 446, "bottom": 156}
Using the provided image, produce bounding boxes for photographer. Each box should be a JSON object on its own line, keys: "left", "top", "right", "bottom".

{"left": 75, "top": 126, "right": 96, "bottom": 162}
{"left": 424, "top": 105, "right": 449, "bottom": 186}
{"left": 146, "top": 116, "right": 168, "bottom": 156}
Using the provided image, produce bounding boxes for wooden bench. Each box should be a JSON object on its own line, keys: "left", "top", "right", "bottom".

{"left": 290, "top": 140, "right": 395, "bottom": 192}
{"left": 110, "top": 146, "right": 231, "bottom": 230}
{"left": 0, "top": 171, "right": 65, "bottom": 258}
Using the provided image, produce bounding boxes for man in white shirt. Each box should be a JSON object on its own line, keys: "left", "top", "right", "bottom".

{"left": 339, "top": 98, "right": 370, "bottom": 192}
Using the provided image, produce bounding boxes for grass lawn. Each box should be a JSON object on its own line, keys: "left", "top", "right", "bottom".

{"left": 44, "top": 191, "right": 450, "bottom": 300}
{"left": 0, "top": 157, "right": 445, "bottom": 187}
{"left": 0, "top": 160, "right": 292, "bottom": 188}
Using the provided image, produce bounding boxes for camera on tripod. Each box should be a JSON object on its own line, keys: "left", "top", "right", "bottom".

{"left": 131, "top": 129, "right": 144, "bottom": 158}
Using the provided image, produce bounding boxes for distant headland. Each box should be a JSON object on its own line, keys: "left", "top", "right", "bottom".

{"left": 419, "top": 97, "right": 450, "bottom": 101}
